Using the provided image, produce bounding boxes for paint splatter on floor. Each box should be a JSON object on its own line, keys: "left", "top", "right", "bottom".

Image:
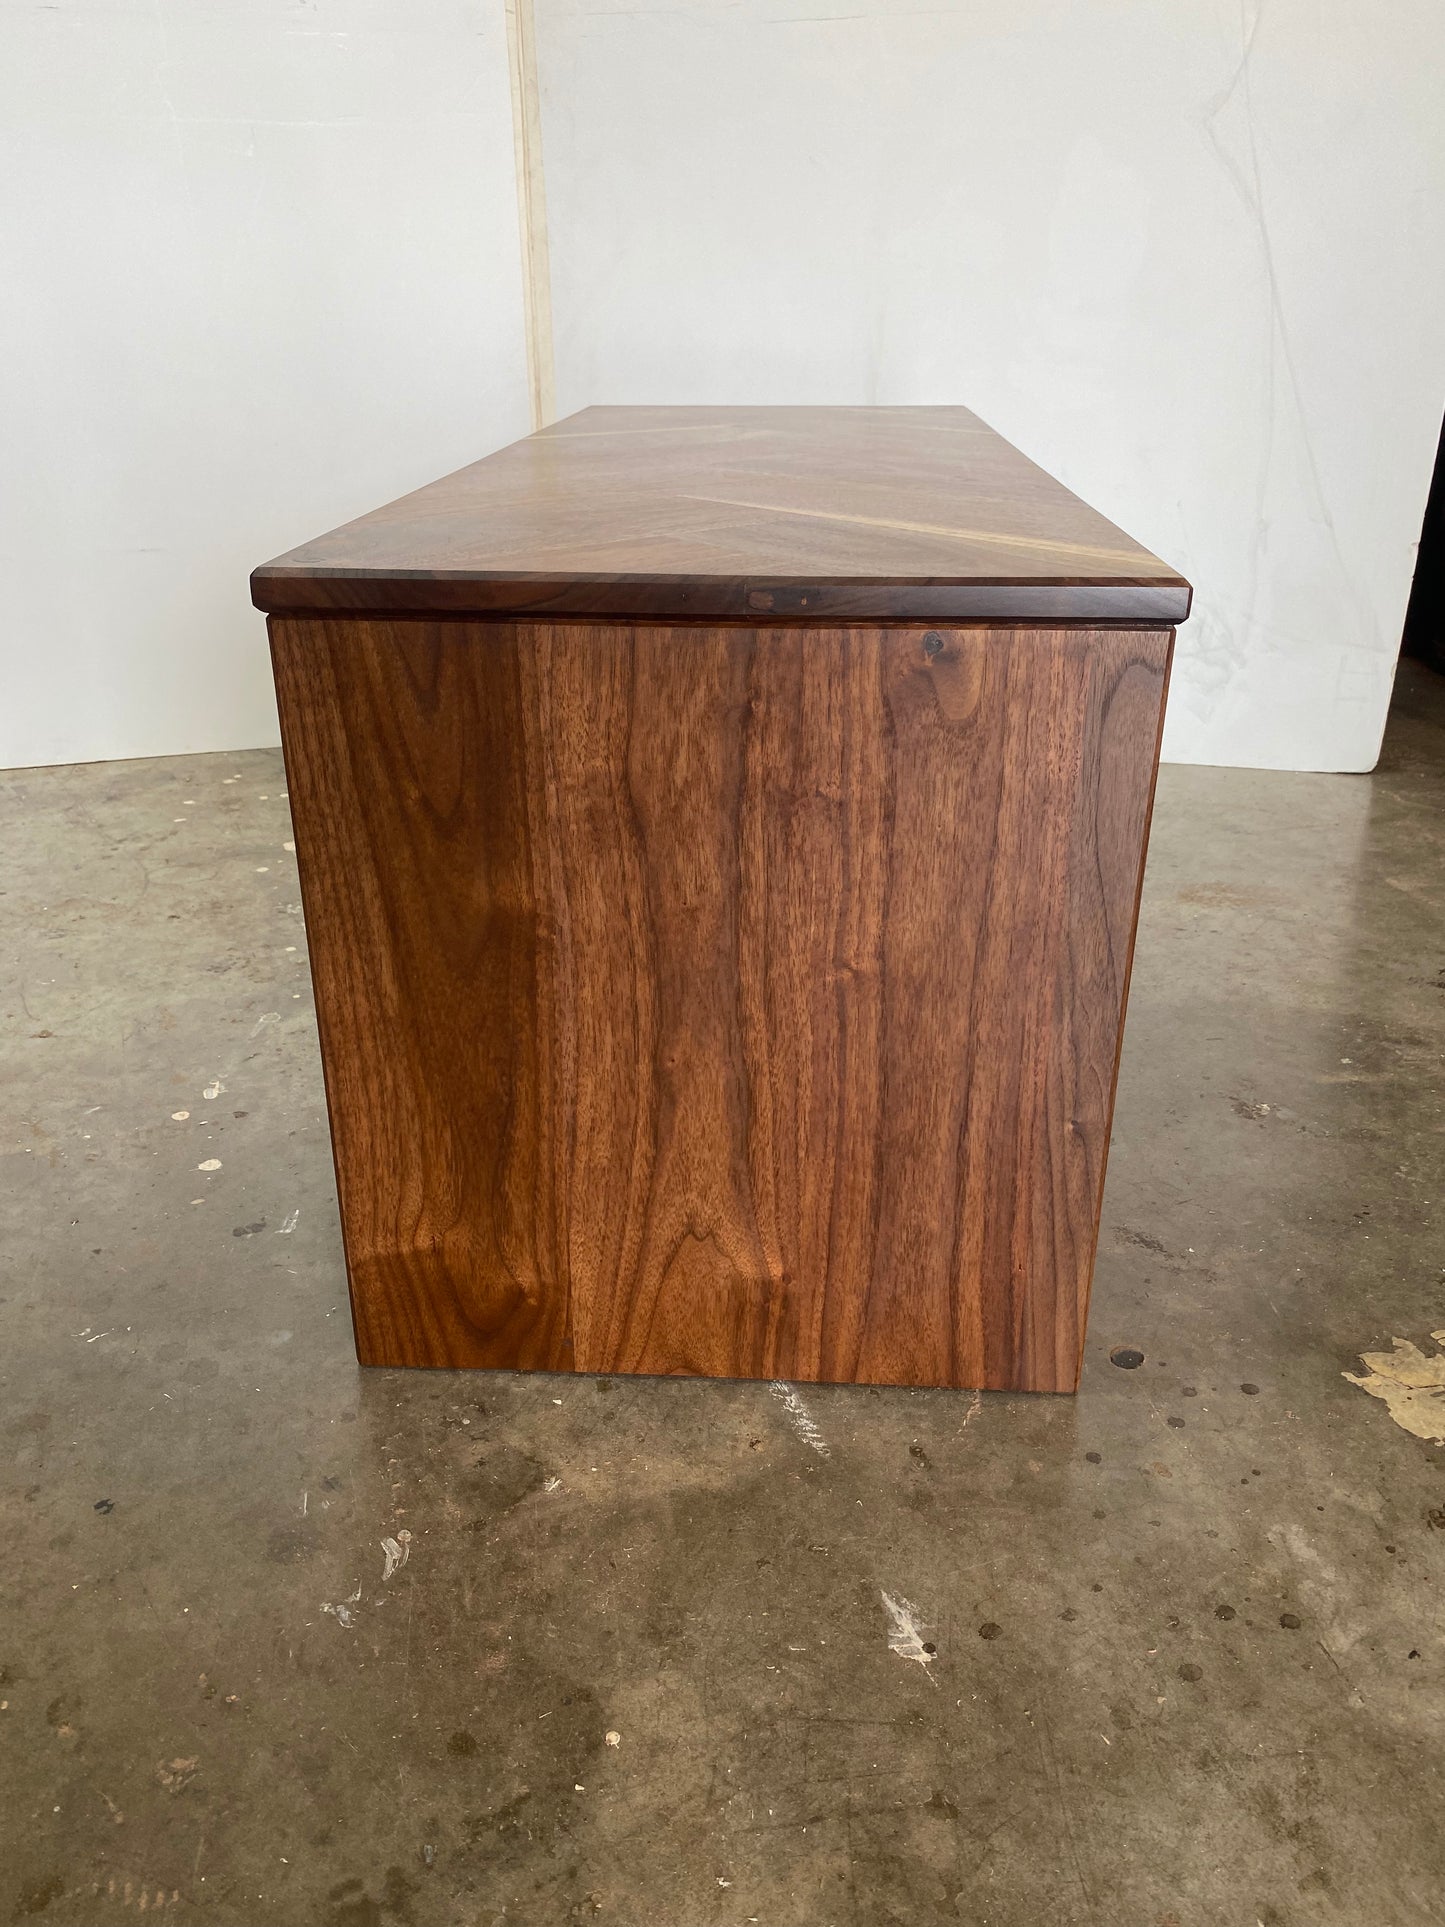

{"left": 322, "top": 1602, "right": 354, "bottom": 1629}
{"left": 769, "top": 1381, "right": 830, "bottom": 1457}
{"left": 322, "top": 1582, "right": 363, "bottom": 1630}
{"left": 881, "top": 1591, "right": 937, "bottom": 1678}
{"left": 1344, "top": 1331, "right": 1445, "bottom": 1442}
{"left": 155, "top": 1758, "right": 199, "bottom": 1795}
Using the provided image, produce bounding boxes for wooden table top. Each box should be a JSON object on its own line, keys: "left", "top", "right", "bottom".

{"left": 252, "top": 405, "right": 1190, "bottom": 626}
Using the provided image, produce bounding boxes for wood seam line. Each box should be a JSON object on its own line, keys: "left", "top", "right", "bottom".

{"left": 676, "top": 493, "right": 1173, "bottom": 568}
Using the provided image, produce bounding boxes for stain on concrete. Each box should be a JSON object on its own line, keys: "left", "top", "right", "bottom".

{"left": 1344, "top": 1331, "right": 1445, "bottom": 1442}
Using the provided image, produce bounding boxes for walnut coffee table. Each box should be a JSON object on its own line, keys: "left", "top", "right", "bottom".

{"left": 251, "top": 405, "right": 1189, "bottom": 1391}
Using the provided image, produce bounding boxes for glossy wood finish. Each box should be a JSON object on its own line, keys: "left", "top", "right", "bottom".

{"left": 270, "top": 616, "right": 1173, "bottom": 1391}
{"left": 253, "top": 406, "right": 1190, "bottom": 627}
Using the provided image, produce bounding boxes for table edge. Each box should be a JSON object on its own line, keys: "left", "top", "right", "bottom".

{"left": 251, "top": 570, "right": 1192, "bottom": 626}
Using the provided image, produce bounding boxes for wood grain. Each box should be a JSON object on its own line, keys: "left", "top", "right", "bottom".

{"left": 271, "top": 617, "right": 1172, "bottom": 1391}
{"left": 252, "top": 406, "right": 1190, "bottom": 627}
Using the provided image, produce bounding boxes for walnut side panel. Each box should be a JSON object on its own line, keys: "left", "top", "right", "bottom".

{"left": 269, "top": 618, "right": 570, "bottom": 1370}
{"left": 270, "top": 618, "right": 1170, "bottom": 1389}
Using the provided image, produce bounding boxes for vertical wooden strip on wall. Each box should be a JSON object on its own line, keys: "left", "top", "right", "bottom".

{"left": 504, "top": 0, "right": 556, "bottom": 429}
{"left": 270, "top": 618, "right": 1170, "bottom": 1390}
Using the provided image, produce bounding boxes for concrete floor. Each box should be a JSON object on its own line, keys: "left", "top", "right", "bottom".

{"left": 3, "top": 663, "right": 1444, "bottom": 1927}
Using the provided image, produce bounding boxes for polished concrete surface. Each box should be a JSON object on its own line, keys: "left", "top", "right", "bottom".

{"left": 2, "top": 663, "right": 1443, "bottom": 1927}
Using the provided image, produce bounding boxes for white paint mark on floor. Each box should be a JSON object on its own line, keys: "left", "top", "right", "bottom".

{"left": 381, "top": 1529, "right": 412, "bottom": 1580}
{"left": 543, "top": 1476, "right": 562, "bottom": 1494}
{"left": 170, "top": 1110, "right": 190, "bottom": 1122}
{"left": 197, "top": 1159, "right": 221, "bottom": 1172}
{"left": 960, "top": 1389, "right": 982, "bottom": 1430}
{"left": 249, "top": 1013, "right": 279, "bottom": 1038}
{"left": 277, "top": 1209, "right": 300, "bottom": 1235}
{"left": 1344, "top": 1331, "right": 1445, "bottom": 1443}
{"left": 322, "top": 1579, "right": 363, "bottom": 1629}
{"left": 283, "top": 841, "right": 295, "bottom": 852}
{"left": 202, "top": 1080, "right": 225, "bottom": 1101}
{"left": 770, "top": 1381, "right": 830, "bottom": 1456}
{"left": 881, "top": 1591, "right": 937, "bottom": 1680}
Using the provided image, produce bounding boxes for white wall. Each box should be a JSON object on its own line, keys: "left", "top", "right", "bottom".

{"left": 5, "top": 2, "right": 1443, "bottom": 773}
{"left": 533, "top": 0, "right": 1445, "bottom": 771}
{"left": 0, "top": 1, "right": 531, "bottom": 770}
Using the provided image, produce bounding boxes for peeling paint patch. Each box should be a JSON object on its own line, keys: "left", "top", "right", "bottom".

{"left": 770, "top": 1381, "right": 830, "bottom": 1457}
{"left": 197, "top": 1159, "right": 221, "bottom": 1172}
{"left": 881, "top": 1591, "right": 937, "bottom": 1679}
{"left": 380, "top": 1530, "right": 412, "bottom": 1580}
{"left": 277, "top": 1209, "right": 300, "bottom": 1234}
{"left": 202, "top": 1080, "right": 225, "bottom": 1101}
{"left": 1344, "top": 1331, "right": 1445, "bottom": 1442}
